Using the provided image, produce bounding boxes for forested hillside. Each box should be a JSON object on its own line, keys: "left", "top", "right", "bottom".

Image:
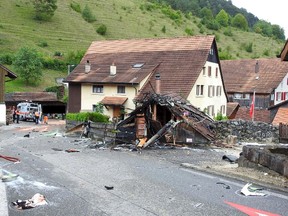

{"left": 0, "top": 0, "right": 285, "bottom": 92}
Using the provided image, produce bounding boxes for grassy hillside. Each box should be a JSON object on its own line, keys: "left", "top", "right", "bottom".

{"left": 0, "top": 0, "right": 284, "bottom": 92}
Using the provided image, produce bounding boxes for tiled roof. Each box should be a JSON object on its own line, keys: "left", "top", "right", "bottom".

{"left": 221, "top": 58, "right": 288, "bottom": 94}
{"left": 65, "top": 36, "right": 215, "bottom": 99}
{"left": 272, "top": 107, "right": 288, "bottom": 125}
{"left": 101, "top": 96, "right": 128, "bottom": 105}
{"left": 226, "top": 102, "right": 239, "bottom": 118}
{"left": 234, "top": 107, "right": 270, "bottom": 123}
{"left": 5, "top": 92, "right": 58, "bottom": 102}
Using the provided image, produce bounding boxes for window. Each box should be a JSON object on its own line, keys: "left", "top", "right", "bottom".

{"left": 196, "top": 85, "right": 204, "bottom": 96}
{"left": 208, "top": 85, "right": 215, "bottom": 97}
{"left": 209, "top": 48, "right": 214, "bottom": 55}
{"left": 117, "top": 86, "right": 125, "bottom": 94}
{"left": 92, "top": 85, "right": 103, "bottom": 93}
{"left": 276, "top": 92, "right": 281, "bottom": 101}
{"left": 132, "top": 63, "right": 144, "bottom": 68}
{"left": 207, "top": 105, "right": 214, "bottom": 116}
{"left": 281, "top": 92, "right": 288, "bottom": 101}
{"left": 233, "top": 93, "right": 250, "bottom": 99}
{"left": 202, "top": 67, "right": 206, "bottom": 76}
{"left": 208, "top": 66, "right": 212, "bottom": 77}
{"left": 216, "top": 86, "right": 221, "bottom": 96}
{"left": 220, "top": 105, "right": 225, "bottom": 115}
{"left": 215, "top": 68, "right": 218, "bottom": 78}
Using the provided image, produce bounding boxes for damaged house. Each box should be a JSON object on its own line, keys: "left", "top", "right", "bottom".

{"left": 64, "top": 36, "right": 227, "bottom": 144}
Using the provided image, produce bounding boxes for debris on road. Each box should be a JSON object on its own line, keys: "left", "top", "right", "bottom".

{"left": 65, "top": 149, "right": 80, "bottom": 153}
{"left": 222, "top": 155, "right": 239, "bottom": 163}
{"left": 11, "top": 193, "right": 47, "bottom": 210}
{"left": 216, "top": 182, "right": 231, "bottom": 189}
{"left": 1, "top": 170, "right": 19, "bottom": 182}
{"left": 240, "top": 183, "right": 266, "bottom": 196}
{"left": 0, "top": 154, "right": 20, "bottom": 163}
{"left": 104, "top": 185, "right": 114, "bottom": 190}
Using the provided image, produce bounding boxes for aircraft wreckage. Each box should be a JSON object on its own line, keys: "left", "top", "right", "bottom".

{"left": 116, "top": 92, "right": 216, "bottom": 149}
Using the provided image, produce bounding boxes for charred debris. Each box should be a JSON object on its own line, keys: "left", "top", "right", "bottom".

{"left": 116, "top": 93, "right": 216, "bottom": 149}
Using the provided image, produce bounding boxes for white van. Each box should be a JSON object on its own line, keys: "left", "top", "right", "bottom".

{"left": 17, "top": 102, "right": 42, "bottom": 121}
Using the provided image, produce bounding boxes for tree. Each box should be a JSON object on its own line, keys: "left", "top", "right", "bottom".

{"left": 231, "top": 13, "right": 248, "bottom": 31}
{"left": 272, "top": 25, "right": 285, "bottom": 41}
{"left": 32, "top": 0, "right": 57, "bottom": 21}
{"left": 215, "top": 9, "right": 229, "bottom": 27}
{"left": 14, "top": 47, "right": 43, "bottom": 85}
{"left": 253, "top": 20, "right": 272, "bottom": 37}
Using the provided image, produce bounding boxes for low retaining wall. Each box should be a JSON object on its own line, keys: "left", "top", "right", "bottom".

{"left": 214, "top": 120, "right": 279, "bottom": 144}
{"left": 238, "top": 145, "right": 288, "bottom": 177}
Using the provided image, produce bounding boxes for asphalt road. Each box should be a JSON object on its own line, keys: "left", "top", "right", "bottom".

{"left": 0, "top": 121, "right": 287, "bottom": 216}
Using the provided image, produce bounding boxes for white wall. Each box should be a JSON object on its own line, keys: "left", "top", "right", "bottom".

{"left": 187, "top": 62, "right": 227, "bottom": 118}
{"left": 81, "top": 84, "right": 139, "bottom": 118}
{"left": 0, "top": 103, "right": 6, "bottom": 125}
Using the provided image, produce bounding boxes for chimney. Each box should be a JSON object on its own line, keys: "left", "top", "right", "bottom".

{"left": 155, "top": 73, "right": 161, "bottom": 94}
{"left": 110, "top": 62, "right": 116, "bottom": 76}
{"left": 85, "top": 60, "right": 91, "bottom": 73}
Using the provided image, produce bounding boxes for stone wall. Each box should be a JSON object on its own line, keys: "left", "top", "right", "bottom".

{"left": 214, "top": 120, "right": 279, "bottom": 144}
{"left": 238, "top": 145, "right": 288, "bottom": 177}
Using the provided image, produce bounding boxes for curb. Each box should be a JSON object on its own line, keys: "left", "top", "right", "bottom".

{"left": 180, "top": 163, "right": 288, "bottom": 193}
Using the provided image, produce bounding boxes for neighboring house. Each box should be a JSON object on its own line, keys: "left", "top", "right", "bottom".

{"left": 0, "top": 64, "right": 17, "bottom": 125}
{"left": 269, "top": 39, "right": 288, "bottom": 125}
{"left": 221, "top": 58, "right": 288, "bottom": 122}
{"left": 64, "top": 36, "right": 227, "bottom": 120}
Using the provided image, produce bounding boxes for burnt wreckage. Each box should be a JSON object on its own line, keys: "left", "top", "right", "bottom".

{"left": 116, "top": 93, "right": 216, "bottom": 148}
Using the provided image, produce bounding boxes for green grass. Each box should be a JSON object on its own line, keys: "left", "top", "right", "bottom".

{"left": 1, "top": 0, "right": 285, "bottom": 92}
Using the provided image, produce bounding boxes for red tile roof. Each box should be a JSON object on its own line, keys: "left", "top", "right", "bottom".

{"left": 234, "top": 107, "right": 270, "bottom": 123}
{"left": 65, "top": 36, "right": 216, "bottom": 99}
{"left": 226, "top": 102, "right": 239, "bottom": 118}
{"left": 221, "top": 58, "right": 288, "bottom": 94}
{"left": 101, "top": 96, "right": 128, "bottom": 105}
{"left": 272, "top": 107, "right": 288, "bottom": 125}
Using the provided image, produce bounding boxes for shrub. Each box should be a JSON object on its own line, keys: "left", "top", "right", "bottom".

{"left": 214, "top": 112, "right": 228, "bottom": 121}
{"left": 185, "top": 28, "right": 193, "bottom": 36}
{"left": 38, "top": 40, "right": 48, "bottom": 47}
{"left": 96, "top": 24, "right": 107, "bottom": 35}
{"left": 0, "top": 53, "right": 14, "bottom": 65}
{"left": 82, "top": 5, "right": 96, "bottom": 23}
{"left": 223, "top": 28, "right": 233, "bottom": 36}
{"left": 41, "top": 57, "right": 66, "bottom": 71}
{"left": 161, "top": 25, "right": 166, "bottom": 33}
{"left": 45, "top": 86, "right": 63, "bottom": 99}
{"left": 66, "top": 112, "right": 109, "bottom": 123}
{"left": 54, "top": 51, "right": 63, "bottom": 57}
{"left": 244, "top": 42, "right": 253, "bottom": 53}
{"left": 70, "top": 2, "right": 81, "bottom": 13}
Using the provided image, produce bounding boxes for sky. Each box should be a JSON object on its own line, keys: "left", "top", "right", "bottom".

{"left": 232, "top": 0, "right": 287, "bottom": 39}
